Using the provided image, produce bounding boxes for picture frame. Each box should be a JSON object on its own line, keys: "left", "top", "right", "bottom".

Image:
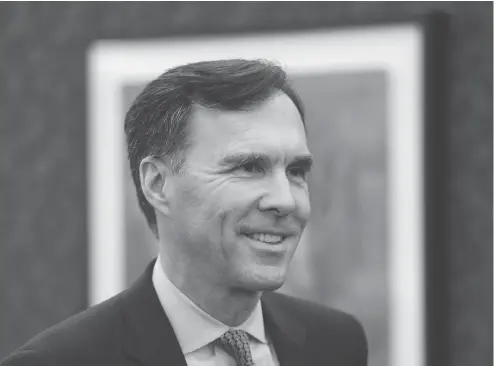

{"left": 87, "top": 15, "right": 447, "bottom": 366}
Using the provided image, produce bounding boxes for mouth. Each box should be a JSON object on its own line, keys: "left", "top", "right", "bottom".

{"left": 243, "top": 233, "right": 285, "bottom": 245}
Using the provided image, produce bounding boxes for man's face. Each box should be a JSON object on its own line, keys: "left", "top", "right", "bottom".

{"left": 167, "top": 92, "right": 311, "bottom": 292}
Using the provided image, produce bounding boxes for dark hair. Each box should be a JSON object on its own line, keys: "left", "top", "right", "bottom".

{"left": 124, "top": 59, "right": 305, "bottom": 237}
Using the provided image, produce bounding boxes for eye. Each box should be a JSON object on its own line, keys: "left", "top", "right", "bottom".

{"left": 237, "top": 161, "right": 264, "bottom": 174}
{"left": 287, "top": 166, "right": 309, "bottom": 180}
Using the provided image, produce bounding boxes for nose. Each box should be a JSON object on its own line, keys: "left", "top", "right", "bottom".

{"left": 258, "top": 171, "right": 296, "bottom": 216}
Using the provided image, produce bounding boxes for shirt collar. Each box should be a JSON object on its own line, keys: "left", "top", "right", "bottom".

{"left": 152, "top": 256, "right": 268, "bottom": 354}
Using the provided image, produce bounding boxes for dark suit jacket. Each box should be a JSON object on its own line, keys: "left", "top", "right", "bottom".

{"left": 1, "top": 261, "right": 367, "bottom": 366}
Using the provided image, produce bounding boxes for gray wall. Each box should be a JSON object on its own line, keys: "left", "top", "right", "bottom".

{"left": 0, "top": 2, "right": 491, "bottom": 365}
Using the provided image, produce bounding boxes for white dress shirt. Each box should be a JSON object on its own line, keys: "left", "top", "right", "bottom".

{"left": 152, "top": 257, "right": 279, "bottom": 366}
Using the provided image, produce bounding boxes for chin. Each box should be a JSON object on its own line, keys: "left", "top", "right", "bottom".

{"left": 256, "top": 280, "right": 285, "bottom": 292}
{"left": 239, "top": 267, "right": 288, "bottom": 292}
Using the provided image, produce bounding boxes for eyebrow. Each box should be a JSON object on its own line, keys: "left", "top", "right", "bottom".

{"left": 219, "top": 152, "right": 268, "bottom": 168}
{"left": 219, "top": 152, "right": 314, "bottom": 169}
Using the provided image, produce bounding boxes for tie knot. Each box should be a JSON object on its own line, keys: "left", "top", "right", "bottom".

{"left": 216, "top": 329, "right": 254, "bottom": 366}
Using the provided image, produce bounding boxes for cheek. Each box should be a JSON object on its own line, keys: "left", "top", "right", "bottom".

{"left": 211, "top": 179, "right": 259, "bottom": 209}
{"left": 171, "top": 181, "right": 212, "bottom": 236}
{"left": 177, "top": 182, "right": 205, "bottom": 209}
{"left": 179, "top": 186, "right": 234, "bottom": 238}
{"left": 294, "top": 187, "right": 311, "bottom": 221}
{"left": 210, "top": 185, "right": 261, "bottom": 238}
{"left": 176, "top": 177, "right": 262, "bottom": 236}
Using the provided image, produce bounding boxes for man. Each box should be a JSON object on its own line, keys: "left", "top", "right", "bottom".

{"left": 2, "top": 59, "right": 367, "bottom": 366}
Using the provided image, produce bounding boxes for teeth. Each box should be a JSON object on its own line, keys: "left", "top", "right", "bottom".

{"left": 247, "top": 233, "right": 283, "bottom": 243}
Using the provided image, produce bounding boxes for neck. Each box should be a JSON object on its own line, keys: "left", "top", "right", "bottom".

{"left": 158, "top": 254, "right": 261, "bottom": 326}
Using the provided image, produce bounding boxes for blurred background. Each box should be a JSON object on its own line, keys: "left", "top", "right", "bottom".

{"left": 0, "top": 2, "right": 491, "bottom": 365}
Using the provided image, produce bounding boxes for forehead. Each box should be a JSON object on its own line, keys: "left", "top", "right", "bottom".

{"left": 187, "top": 93, "right": 309, "bottom": 161}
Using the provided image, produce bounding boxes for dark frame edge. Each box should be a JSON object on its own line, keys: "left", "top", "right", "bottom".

{"left": 423, "top": 11, "right": 451, "bottom": 366}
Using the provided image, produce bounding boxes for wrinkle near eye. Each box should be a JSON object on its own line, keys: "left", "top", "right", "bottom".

{"left": 219, "top": 152, "right": 272, "bottom": 171}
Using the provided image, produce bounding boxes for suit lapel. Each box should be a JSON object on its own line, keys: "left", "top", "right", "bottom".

{"left": 121, "top": 260, "right": 187, "bottom": 366}
{"left": 262, "top": 292, "right": 310, "bottom": 366}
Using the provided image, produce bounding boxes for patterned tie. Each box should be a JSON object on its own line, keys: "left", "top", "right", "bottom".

{"left": 215, "top": 329, "right": 255, "bottom": 366}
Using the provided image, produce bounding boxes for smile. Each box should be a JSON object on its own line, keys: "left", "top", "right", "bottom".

{"left": 244, "top": 233, "right": 284, "bottom": 244}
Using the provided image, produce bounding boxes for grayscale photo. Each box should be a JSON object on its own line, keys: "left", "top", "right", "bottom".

{"left": 0, "top": 3, "right": 491, "bottom": 366}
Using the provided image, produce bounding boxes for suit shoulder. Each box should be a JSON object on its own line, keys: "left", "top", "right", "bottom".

{"left": 1, "top": 350, "right": 47, "bottom": 366}
{"left": 265, "top": 291, "right": 368, "bottom": 363}
{"left": 1, "top": 292, "right": 127, "bottom": 365}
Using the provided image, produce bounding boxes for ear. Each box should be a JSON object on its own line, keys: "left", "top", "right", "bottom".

{"left": 139, "top": 156, "right": 174, "bottom": 217}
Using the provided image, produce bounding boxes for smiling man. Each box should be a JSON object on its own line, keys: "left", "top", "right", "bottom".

{"left": 1, "top": 60, "right": 367, "bottom": 366}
